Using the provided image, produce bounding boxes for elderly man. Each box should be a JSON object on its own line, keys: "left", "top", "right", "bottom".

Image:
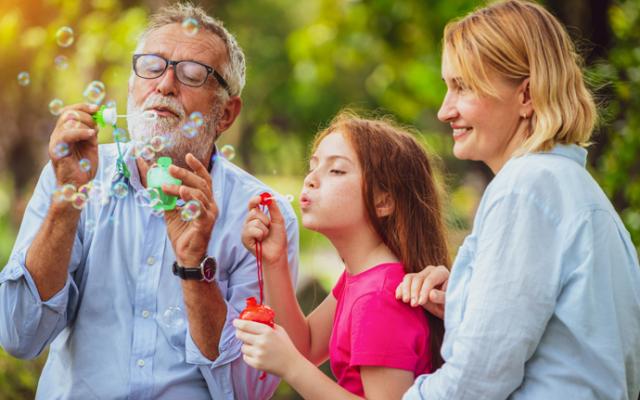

{"left": 0, "top": 3, "right": 298, "bottom": 399}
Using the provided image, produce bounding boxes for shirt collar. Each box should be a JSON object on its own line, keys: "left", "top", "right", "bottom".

{"left": 544, "top": 144, "right": 588, "bottom": 168}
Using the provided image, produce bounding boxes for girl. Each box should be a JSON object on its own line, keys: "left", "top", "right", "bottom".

{"left": 233, "top": 112, "right": 450, "bottom": 399}
{"left": 397, "top": 1, "right": 640, "bottom": 398}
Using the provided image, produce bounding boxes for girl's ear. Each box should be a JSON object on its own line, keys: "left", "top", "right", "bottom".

{"left": 375, "top": 192, "right": 394, "bottom": 218}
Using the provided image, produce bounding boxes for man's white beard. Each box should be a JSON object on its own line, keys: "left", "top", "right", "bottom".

{"left": 126, "top": 92, "right": 222, "bottom": 169}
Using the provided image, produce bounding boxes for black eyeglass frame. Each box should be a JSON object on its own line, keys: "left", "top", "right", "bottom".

{"left": 132, "top": 53, "right": 231, "bottom": 94}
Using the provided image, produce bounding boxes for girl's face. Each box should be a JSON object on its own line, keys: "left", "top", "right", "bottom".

{"left": 437, "top": 56, "right": 527, "bottom": 173}
{"left": 299, "top": 131, "right": 368, "bottom": 236}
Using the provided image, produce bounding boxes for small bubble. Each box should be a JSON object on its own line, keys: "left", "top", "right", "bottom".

{"left": 54, "top": 55, "right": 69, "bottom": 70}
{"left": 70, "top": 193, "right": 87, "bottom": 209}
{"left": 111, "top": 181, "right": 128, "bottom": 199}
{"left": 78, "top": 183, "right": 92, "bottom": 196}
{"left": 113, "top": 128, "right": 129, "bottom": 143}
{"left": 89, "top": 181, "right": 109, "bottom": 205}
{"left": 181, "top": 122, "right": 198, "bottom": 139}
{"left": 17, "top": 72, "right": 30, "bottom": 86}
{"left": 52, "top": 188, "right": 65, "bottom": 203}
{"left": 189, "top": 112, "right": 204, "bottom": 127}
{"left": 181, "top": 18, "right": 199, "bottom": 36}
{"left": 151, "top": 208, "right": 165, "bottom": 218}
{"left": 135, "top": 188, "right": 161, "bottom": 208}
{"left": 142, "top": 110, "right": 158, "bottom": 120}
{"left": 180, "top": 200, "right": 202, "bottom": 222}
{"left": 158, "top": 306, "right": 186, "bottom": 328}
{"left": 140, "top": 145, "right": 156, "bottom": 161}
{"left": 79, "top": 158, "right": 91, "bottom": 172}
{"left": 285, "top": 194, "right": 294, "bottom": 202}
{"left": 106, "top": 100, "right": 116, "bottom": 109}
{"left": 56, "top": 26, "right": 74, "bottom": 48}
{"left": 54, "top": 142, "right": 70, "bottom": 159}
{"left": 220, "top": 144, "right": 236, "bottom": 161}
{"left": 60, "top": 184, "right": 76, "bottom": 201}
{"left": 149, "top": 135, "right": 167, "bottom": 152}
{"left": 85, "top": 218, "right": 96, "bottom": 233}
{"left": 63, "top": 110, "right": 82, "bottom": 129}
{"left": 49, "top": 99, "right": 64, "bottom": 116}
{"left": 83, "top": 80, "right": 106, "bottom": 105}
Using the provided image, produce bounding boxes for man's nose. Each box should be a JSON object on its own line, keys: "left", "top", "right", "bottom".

{"left": 155, "top": 65, "right": 179, "bottom": 96}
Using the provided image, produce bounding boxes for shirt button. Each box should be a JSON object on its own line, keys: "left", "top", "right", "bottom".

{"left": 142, "top": 310, "right": 150, "bottom": 318}
{"left": 137, "top": 359, "right": 145, "bottom": 367}
{"left": 146, "top": 256, "right": 156, "bottom": 266}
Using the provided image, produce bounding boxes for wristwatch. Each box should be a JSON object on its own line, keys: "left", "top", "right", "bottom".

{"left": 172, "top": 256, "right": 217, "bottom": 283}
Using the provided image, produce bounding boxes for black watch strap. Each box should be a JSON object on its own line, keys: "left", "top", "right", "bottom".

{"left": 172, "top": 262, "right": 203, "bottom": 280}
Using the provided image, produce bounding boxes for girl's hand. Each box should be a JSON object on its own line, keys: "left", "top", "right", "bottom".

{"left": 241, "top": 196, "right": 289, "bottom": 266}
{"left": 233, "top": 319, "right": 302, "bottom": 379}
{"left": 395, "top": 265, "right": 449, "bottom": 319}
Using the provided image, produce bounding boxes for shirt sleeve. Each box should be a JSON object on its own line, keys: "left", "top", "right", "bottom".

{"left": 0, "top": 162, "right": 82, "bottom": 359}
{"left": 404, "top": 191, "right": 564, "bottom": 400}
{"left": 349, "top": 293, "right": 427, "bottom": 372}
{"left": 185, "top": 197, "right": 300, "bottom": 400}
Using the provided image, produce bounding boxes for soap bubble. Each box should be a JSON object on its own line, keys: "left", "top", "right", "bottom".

{"left": 142, "top": 110, "right": 158, "bottom": 120}
{"left": 113, "top": 128, "right": 129, "bottom": 143}
{"left": 158, "top": 306, "right": 186, "bottom": 329}
{"left": 89, "top": 181, "right": 109, "bottom": 204}
{"left": 111, "top": 181, "right": 128, "bottom": 199}
{"left": 79, "top": 158, "right": 91, "bottom": 172}
{"left": 285, "top": 194, "right": 294, "bottom": 202}
{"left": 63, "top": 110, "right": 82, "bottom": 129}
{"left": 85, "top": 218, "right": 96, "bottom": 233}
{"left": 83, "top": 80, "right": 106, "bottom": 105}
{"left": 149, "top": 135, "right": 167, "bottom": 152}
{"left": 220, "top": 144, "right": 236, "bottom": 161}
{"left": 180, "top": 200, "right": 202, "bottom": 222}
{"left": 181, "top": 122, "right": 198, "bottom": 139}
{"left": 54, "top": 55, "right": 69, "bottom": 70}
{"left": 53, "top": 142, "right": 70, "bottom": 159}
{"left": 181, "top": 18, "right": 199, "bottom": 36}
{"left": 78, "top": 183, "right": 92, "bottom": 197}
{"left": 189, "top": 112, "right": 204, "bottom": 127}
{"left": 135, "top": 188, "right": 161, "bottom": 208}
{"left": 17, "top": 72, "right": 30, "bottom": 86}
{"left": 70, "top": 192, "right": 88, "bottom": 210}
{"left": 56, "top": 26, "right": 74, "bottom": 48}
{"left": 52, "top": 188, "right": 66, "bottom": 203}
{"left": 60, "top": 184, "right": 76, "bottom": 201}
{"left": 49, "top": 99, "right": 64, "bottom": 116}
{"left": 151, "top": 208, "right": 165, "bottom": 218}
{"left": 140, "top": 145, "right": 156, "bottom": 161}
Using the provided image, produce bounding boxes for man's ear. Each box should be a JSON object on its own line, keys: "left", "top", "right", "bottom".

{"left": 375, "top": 192, "right": 394, "bottom": 218}
{"left": 216, "top": 96, "right": 242, "bottom": 134}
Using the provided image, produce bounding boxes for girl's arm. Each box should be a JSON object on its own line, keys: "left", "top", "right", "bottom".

{"left": 234, "top": 320, "right": 416, "bottom": 400}
{"left": 241, "top": 196, "right": 335, "bottom": 363}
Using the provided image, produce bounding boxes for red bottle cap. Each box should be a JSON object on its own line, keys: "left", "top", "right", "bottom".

{"left": 239, "top": 297, "right": 275, "bottom": 328}
{"left": 259, "top": 192, "right": 272, "bottom": 206}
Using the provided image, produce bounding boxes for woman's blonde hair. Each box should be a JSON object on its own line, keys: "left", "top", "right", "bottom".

{"left": 442, "top": 0, "right": 597, "bottom": 153}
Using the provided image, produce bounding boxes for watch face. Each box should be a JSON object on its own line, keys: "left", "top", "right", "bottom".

{"left": 202, "top": 257, "right": 216, "bottom": 282}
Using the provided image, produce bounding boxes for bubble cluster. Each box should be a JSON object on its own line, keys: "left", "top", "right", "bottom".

{"left": 56, "top": 26, "right": 75, "bottom": 48}
{"left": 53, "top": 142, "right": 70, "bottom": 159}
{"left": 79, "top": 158, "right": 91, "bottom": 172}
{"left": 17, "top": 72, "right": 30, "bottom": 86}
{"left": 54, "top": 55, "right": 69, "bottom": 70}
{"left": 180, "top": 200, "right": 202, "bottom": 222}
{"left": 49, "top": 99, "right": 64, "bottom": 116}
{"left": 181, "top": 18, "right": 199, "bottom": 36}
{"left": 111, "top": 181, "right": 129, "bottom": 199}
{"left": 83, "top": 80, "right": 106, "bottom": 105}
{"left": 220, "top": 144, "right": 236, "bottom": 161}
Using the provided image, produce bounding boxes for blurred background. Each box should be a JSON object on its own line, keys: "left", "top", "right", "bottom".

{"left": 0, "top": 0, "right": 638, "bottom": 398}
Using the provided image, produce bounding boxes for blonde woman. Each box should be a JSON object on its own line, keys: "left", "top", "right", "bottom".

{"left": 397, "top": 1, "right": 640, "bottom": 398}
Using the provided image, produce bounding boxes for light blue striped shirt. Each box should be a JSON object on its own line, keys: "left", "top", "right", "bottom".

{"left": 0, "top": 143, "right": 299, "bottom": 399}
{"left": 404, "top": 145, "right": 640, "bottom": 400}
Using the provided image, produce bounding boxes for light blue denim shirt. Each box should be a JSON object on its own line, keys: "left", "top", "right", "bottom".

{"left": 404, "top": 145, "right": 640, "bottom": 400}
{"left": 0, "top": 143, "right": 300, "bottom": 400}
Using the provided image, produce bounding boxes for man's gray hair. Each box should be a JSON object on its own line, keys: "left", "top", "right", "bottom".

{"left": 138, "top": 2, "right": 246, "bottom": 97}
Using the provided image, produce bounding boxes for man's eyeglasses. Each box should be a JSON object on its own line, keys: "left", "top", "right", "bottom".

{"left": 132, "top": 53, "right": 231, "bottom": 94}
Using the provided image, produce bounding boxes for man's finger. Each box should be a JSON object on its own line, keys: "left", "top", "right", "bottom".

{"left": 54, "top": 129, "right": 97, "bottom": 146}
{"left": 185, "top": 153, "right": 212, "bottom": 187}
{"left": 56, "top": 104, "right": 99, "bottom": 129}
{"left": 168, "top": 165, "right": 209, "bottom": 193}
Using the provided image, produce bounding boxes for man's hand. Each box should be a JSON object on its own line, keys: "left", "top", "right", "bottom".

{"left": 395, "top": 265, "right": 449, "bottom": 320}
{"left": 162, "top": 153, "right": 218, "bottom": 266}
{"left": 49, "top": 103, "right": 100, "bottom": 187}
{"left": 241, "top": 196, "right": 289, "bottom": 267}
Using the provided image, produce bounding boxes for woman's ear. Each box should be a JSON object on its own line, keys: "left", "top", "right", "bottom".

{"left": 518, "top": 77, "right": 533, "bottom": 118}
{"left": 375, "top": 192, "right": 394, "bottom": 218}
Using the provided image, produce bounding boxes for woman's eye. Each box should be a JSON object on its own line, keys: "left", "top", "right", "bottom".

{"left": 330, "top": 169, "right": 346, "bottom": 175}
